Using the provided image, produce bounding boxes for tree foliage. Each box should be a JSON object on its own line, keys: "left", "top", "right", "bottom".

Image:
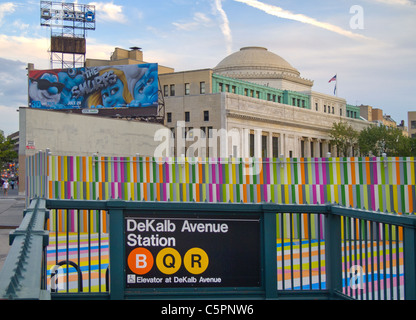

{"left": 329, "top": 122, "right": 358, "bottom": 157}
{"left": 329, "top": 122, "right": 416, "bottom": 157}
{"left": 358, "top": 125, "right": 415, "bottom": 157}
{"left": 0, "top": 132, "right": 17, "bottom": 169}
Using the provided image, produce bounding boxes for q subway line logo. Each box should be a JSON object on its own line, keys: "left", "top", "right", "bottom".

{"left": 127, "top": 247, "right": 209, "bottom": 276}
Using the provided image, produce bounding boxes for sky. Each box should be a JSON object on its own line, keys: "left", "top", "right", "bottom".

{"left": 0, "top": 0, "right": 415, "bottom": 136}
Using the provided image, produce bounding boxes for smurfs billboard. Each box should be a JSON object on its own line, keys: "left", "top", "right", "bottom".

{"left": 28, "top": 63, "right": 158, "bottom": 110}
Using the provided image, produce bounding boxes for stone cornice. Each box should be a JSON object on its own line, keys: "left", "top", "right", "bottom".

{"left": 226, "top": 110, "right": 333, "bottom": 133}
{"left": 218, "top": 71, "right": 314, "bottom": 87}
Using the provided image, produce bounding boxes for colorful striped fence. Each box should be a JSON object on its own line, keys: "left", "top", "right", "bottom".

{"left": 26, "top": 153, "right": 416, "bottom": 233}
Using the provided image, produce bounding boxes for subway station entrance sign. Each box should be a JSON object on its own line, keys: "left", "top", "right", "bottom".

{"left": 124, "top": 213, "right": 261, "bottom": 288}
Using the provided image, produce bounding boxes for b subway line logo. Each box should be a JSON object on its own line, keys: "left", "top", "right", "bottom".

{"left": 127, "top": 247, "right": 209, "bottom": 276}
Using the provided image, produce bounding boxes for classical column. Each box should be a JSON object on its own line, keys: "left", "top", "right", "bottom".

{"left": 322, "top": 140, "right": 329, "bottom": 156}
{"left": 316, "top": 139, "right": 322, "bottom": 158}
{"left": 280, "top": 133, "right": 286, "bottom": 157}
{"left": 307, "top": 137, "right": 313, "bottom": 157}
{"left": 268, "top": 133, "right": 273, "bottom": 158}
{"left": 296, "top": 135, "right": 301, "bottom": 158}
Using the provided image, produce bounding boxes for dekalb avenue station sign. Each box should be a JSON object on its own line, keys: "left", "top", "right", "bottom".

{"left": 124, "top": 213, "right": 261, "bottom": 288}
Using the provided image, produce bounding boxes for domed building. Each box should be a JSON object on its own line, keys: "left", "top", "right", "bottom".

{"left": 156, "top": 46, "right": 368, "bottom": 158}
{"left": 213, "top": 46, "right": 313, "bottom": 93}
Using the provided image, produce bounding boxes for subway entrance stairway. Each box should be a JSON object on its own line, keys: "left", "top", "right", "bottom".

{"left": 1, "top": 198, "right": 415, "bottom": 300}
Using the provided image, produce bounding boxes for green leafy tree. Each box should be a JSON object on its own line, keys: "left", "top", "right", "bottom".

{"left": 358, "top": 125, "right": 414, "bottom": 156}
{"left": 329, "top": 122, "right": 359, "bottom": 157}
{"left": 0, "top": 132, "right": 17, "bottom": 170}
{"left": 410, "top": 137, "right": 416, "bottom": 156}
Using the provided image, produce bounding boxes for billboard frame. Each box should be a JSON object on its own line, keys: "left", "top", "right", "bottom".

{"left": 40, "top": 1, "right": 95, "bottom": 69}
{"left": 28, "top": 63, "right": 164, "bottom": 122}
{"left": 40, "top": 1, "right": 96, "bottom": 31}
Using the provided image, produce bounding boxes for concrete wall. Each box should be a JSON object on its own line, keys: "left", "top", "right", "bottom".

{"left": 159, "top": 69, "right": 213, "bottom": 97}
{"left": 19, "top": 107, "right": 168, "bottom": 193}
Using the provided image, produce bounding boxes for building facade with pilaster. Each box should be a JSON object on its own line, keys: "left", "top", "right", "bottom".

{"left": 159, "top": 46, "right": 369, "bottom": 158}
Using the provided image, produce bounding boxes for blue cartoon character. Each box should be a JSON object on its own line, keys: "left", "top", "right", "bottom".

{"left": 29, "top": 70, "right": 65, "bottom": 109}
{"left": 132, "top": 64, "right": 158, "bottom": 107}
{"left": 58, "top": 68, "right": 85, "bottom": 108}
{"left": 87, "top": 68, "right": 133, "bottom": 108}
{"left": 123, "top": 64, "right": 158, "bottom": 108}
{"left": 100, "top": 77, "right": 126, "bottom": 108}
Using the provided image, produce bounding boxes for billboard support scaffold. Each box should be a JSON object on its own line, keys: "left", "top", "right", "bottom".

{"left": 40, "top": 1, "right": 96, "bottom": 69}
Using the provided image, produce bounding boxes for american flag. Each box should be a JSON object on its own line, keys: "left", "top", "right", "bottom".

{"left": 328, "top": 75, "right": 337, "bottom": 83}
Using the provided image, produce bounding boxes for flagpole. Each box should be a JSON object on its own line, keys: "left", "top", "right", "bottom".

{"left": 336, "top": 73, "right": 338, "bottom": 97}
{"left": 329, "top": 74, "right": 337, "bottom": 96}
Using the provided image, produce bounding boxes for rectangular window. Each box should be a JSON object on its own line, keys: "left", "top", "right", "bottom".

{"left": 185, "top": 83, "right": 190, "bottom": 95}
{"left": 163, "top": 85, "right": 169, "bottom": 97}
{"left": 167, "top": 112, "right": 172, "bottom": 123}
{"left": 183, "top": 127, "right": 193, "bottom": 139}
{"left": 292, "top": 98, "right": 296, "bottom": 106}
{"left": 411, "top": 121, "right": 416, "bottom": 129}
{"left": 204, "top": 110, "right": 209, "bottom": 121}
{"left": 315, "top": 103, "right": 318, "bottom": 111}
{"left": 185, "top": 111, "right": 190, "bottom": 122}
{"left": 261, "top": 135, "right": 267, "bottom": 158}
{"left": 200, "top": 126, "right": 206, "bottom": 138}
{"left": 249, "top": 133, "right": 255, "bottom": 157}
{"left": 170, "top": 84, "right": 175, "bottom": 96}
{"left": 232, "top": 86, "right": 236, "bottom": 93}
{"left": 218, "top": 83, "right": 223, "bottom": 92}
{"left": 301, "top": 140, "right": 305, "bottom": 158}
{"left": 200, "top": 82, "right": 205, "bottom": 94}
{"left": 272, "top": 136, "right": 279, "bottom": 158}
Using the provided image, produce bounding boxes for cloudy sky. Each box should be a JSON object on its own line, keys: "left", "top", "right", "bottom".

{"left": 0, "top": 0, "right": 415, "bottom": 136}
